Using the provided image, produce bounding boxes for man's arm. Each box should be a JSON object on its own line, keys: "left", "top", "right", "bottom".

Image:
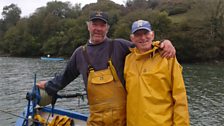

{"left": 169, "top": 58, "right": 190, "bottom": 126}
{"left": 37, "top": 52, "right": 80, "bottom": 96}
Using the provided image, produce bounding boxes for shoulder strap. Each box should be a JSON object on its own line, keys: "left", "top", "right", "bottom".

{"left": 82, "top": 40, "right": 114, "bottom": 72}
{"left": 108, "top": 39, "right": 114, "bottom": 58}
{"left": 107, "top": 39, "right": 119, "bottom": 81}
{"left": 82, "top": 45, "right": 94, "bottom": 71}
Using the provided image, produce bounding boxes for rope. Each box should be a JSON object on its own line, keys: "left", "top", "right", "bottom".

{"left": 0, "top": 109, "right": 46, "bottom": 124}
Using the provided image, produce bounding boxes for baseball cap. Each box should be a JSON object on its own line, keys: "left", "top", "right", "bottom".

{"left": 89, "top": 11, "right": 108, "bottom": 23}
{"left": 131, "top": 20, "right": 152, "bottom": 33}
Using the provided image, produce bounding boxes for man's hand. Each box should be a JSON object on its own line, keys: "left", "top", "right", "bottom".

{"left": 37, "top": 81, "right": 47, "bottom": 89}
{"left": 160, "top": 40, "right": 176, "bottom": 58}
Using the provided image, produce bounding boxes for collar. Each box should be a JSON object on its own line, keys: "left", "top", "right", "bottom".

{"left": 88, "top": 37, "right": 109, "bottom": 46}
{"left": 129, "top": 43, "right": 159, "bottom": 60}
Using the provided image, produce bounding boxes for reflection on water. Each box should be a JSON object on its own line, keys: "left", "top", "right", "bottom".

{"left": 0, "top": 57, "right": 224, "bottom": 125}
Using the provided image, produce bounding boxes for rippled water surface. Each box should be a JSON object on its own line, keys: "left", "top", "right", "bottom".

{"left": 0, "top": 57, "right": 88, "bottom": 126}
{"left": 0, "top": 57, "right": 224, "bottom": 125}
{"left": 184, "top": 63, "right": 224, "bottom": 125}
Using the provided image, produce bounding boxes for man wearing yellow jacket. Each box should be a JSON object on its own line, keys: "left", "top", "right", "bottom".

{"left": 124, "top": 20, "right": 190, "bottom": 126}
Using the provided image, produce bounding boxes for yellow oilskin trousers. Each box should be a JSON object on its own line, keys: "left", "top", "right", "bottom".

{"left": 86, "top": 66, "right": 126, "bottom": 126}
{"left": 124, "top": 47, "right": 190, "bottom": 126}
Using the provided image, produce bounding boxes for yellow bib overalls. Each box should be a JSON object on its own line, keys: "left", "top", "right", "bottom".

{"left": 82, "top": 41, "right": 126, "bottom": 126}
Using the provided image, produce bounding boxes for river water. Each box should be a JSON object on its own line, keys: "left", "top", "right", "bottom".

{"left": 0, "top": 57, "right": 223, "bottom": 126}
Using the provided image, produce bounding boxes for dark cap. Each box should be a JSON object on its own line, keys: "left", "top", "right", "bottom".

{"left": 89, "top": 11, "right": 108, "bottom": 23}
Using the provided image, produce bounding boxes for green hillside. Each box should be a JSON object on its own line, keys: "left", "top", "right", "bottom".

{"left": 0, "top": 0, "right": 223, "bottom": 62}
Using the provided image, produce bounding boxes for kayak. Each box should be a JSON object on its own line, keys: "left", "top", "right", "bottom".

{"left": 40, "top": 57, "right": 64, "bottom": 61}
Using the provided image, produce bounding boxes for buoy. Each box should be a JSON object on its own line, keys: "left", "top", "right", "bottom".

{"left": 38, "top": 88, "right": 52, "bottom": 106}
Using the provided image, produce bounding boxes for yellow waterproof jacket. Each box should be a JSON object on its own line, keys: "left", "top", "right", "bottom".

{"left": 124, "top": 47, "right": 190, "bottom": 126}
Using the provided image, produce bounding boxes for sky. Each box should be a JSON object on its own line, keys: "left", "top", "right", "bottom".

{"left": 0, "top": 0, "right": 125, "bottom": 18}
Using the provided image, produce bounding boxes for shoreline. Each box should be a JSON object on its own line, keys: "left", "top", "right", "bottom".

{"left": 0, "top": 55, "right": 223, "bottom": 64}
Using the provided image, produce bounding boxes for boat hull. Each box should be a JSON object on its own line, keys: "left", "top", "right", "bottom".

{"left": 15, "top": 106, "right": 88, "bottom": 126}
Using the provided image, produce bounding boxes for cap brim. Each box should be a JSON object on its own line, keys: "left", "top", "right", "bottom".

{"left": 132, "top": 27, "right": 151, "bottom": 34}
{"left": 90, "top": 17, "right": 108, "bottom": 23}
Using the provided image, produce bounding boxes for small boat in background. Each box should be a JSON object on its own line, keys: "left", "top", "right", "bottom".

{"left": 40, "top": 57, "right": 64, "bottom": 61}
{"left": 41, "top": 54, "right": 64, "bottom": 61}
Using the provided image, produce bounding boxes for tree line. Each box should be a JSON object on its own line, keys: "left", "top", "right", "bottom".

{"left": 0, "top": 0, "right": 223, "bottom": 63}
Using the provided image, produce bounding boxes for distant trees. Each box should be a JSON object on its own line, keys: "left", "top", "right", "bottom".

{"left": 1, "top": 4, "right": 21, "bottom": 29}
{"left": 209, "top": 0, "right": 224, "bottom": 59}
{"left": 167, "top": 0, "right": 224, "bottom": 62}
{"left": 0, "top": 0, "right": 223, "bottom": 62}
{"left": 0, "top": 4, "right": 22, "bottom": 54}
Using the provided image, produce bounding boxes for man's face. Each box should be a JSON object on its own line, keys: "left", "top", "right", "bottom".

{"left": 87, "top": 19, "right": 109, "bottom": 44}
{"left": 131, "top": 29, "right": 154, "bottom": 53}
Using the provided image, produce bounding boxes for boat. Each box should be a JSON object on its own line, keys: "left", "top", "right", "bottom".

{"left": 15, "top": 105, "right": 88, "bottom": 126}
{"left": 40, "top": 57, "right": 64, "bottom": 61}
{"left": 15, "top": 74, "right": 88, "bottom": 126}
